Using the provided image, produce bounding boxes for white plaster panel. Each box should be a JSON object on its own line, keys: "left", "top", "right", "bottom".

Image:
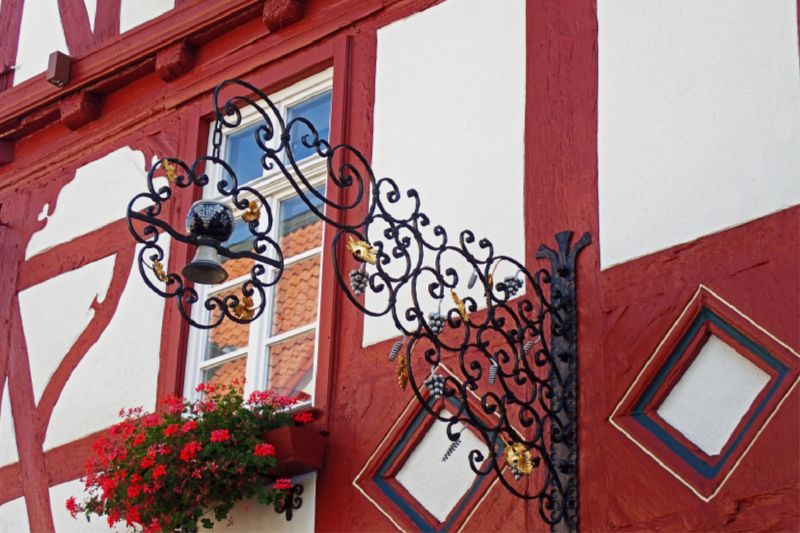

{"left": 84, "top": 0, "right": 97, "bottom": 32}
{"left": 119, "top": 0, "right": 174, "bottom": 34}
{"left": 13, "top": 0, "right": 68, "bottom": 86}
{"left": 597, "top": 0, "right": 800, "bottom": 269}
{"left": 224, "top": 472, "right": 316, "bottom": 533}
{"left": 26, "top": 147, "right": 168, "bottom": 259}
{"left": 0, "top": 382, "right": 18, "bottom": 468}
{"left": 395, "top": 422, "right": 487, "bottom": 522}
{"left": 19, "top": 255, "right": 116, "bottom": 404}
{"left": 0, "top": 497, "right": 29, "bottom": 533}
{"left": 366, "top": 0, "right": 526, "bottom": 346}
{"left": 43, "top": 242, "right": 168, "bottom": 451}
{"left": 50, "top": 479, "right": 112, "bottom": 533}
{"left": 657, "top": 335, "right": 770, "bottom": 456}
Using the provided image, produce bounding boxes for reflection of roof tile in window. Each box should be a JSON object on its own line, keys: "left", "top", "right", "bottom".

{"left": 207, "top": 357, "right": 247, "bottom": 390}
{"left": 280, "top": 219, "right": 323, "bottom": 257}
{"left": 202, "top": 219, "right": 322, "bottom": 399}
{"left": 269, "top": 331, "right": 315, "bottom": 398}
{"left": 271, "top": 256, "right": 320, "bottom": 336}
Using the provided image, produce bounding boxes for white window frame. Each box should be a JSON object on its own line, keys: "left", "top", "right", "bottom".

{"left": 183, "top": 68, "right": 333, "bottom": 407}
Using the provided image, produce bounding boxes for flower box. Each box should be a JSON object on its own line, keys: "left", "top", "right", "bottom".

{"left": 262, "top": 425, "right": 325, "bottom": 479}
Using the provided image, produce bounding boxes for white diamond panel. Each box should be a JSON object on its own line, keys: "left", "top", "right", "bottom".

{"left": 395, "top": 422, "right": 487, "bottom": 522}
{"left": 657, "top": 335, "right": 770, "bottom": 456}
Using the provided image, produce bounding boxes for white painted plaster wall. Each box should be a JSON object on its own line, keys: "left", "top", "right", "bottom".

{"left": 0, "top": 382, "right": 18, "bottom": 468}
{"left": 224, "top": 472, "right": 316, "bottom": 532}
{"left": 83, "top": 0, "right": 97, "bottom": 32}
{"left": 18, "top": 255, "right": 116, "bottom": 404}
{"left": 657, "top": 335, "right": 770, "bottom": 456}
{"left": 597, "top": 0, "right": 800, "bottom": 269}
{"left": 119, "top": 0, "right": 174, "bottom": 34}
{"left": 366, "top": 0, "right": 526, "bottom": 346}
{"left": 396, "top": 422, "right": 487, "bottom": 522}
{"left": 26, "top": 147, "right": 168, "bottom": 259}
{"left": 43, "top": 242, "right": 167, "bottom": 451}
{"left": 13, "top": 0, "right": 68, "bottom": 86}
{"left": 0, "top": 497, "right": 29, "bottom": 533}
{"left": 50, "top": 480, "right": 111, "bottom": 533}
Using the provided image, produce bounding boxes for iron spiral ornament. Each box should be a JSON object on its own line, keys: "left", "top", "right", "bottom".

{"left": 125, "top": 78, "right": 590, "bottom": 531}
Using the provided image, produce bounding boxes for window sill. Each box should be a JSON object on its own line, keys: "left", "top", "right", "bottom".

{"left": 261, "top": 425, "right": 326, "bottom": 479}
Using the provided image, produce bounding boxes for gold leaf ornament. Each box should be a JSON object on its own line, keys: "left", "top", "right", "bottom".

{"left": 396, "top": 354, "right": 408, "bottom": 390}
{"left": 451, "top": 290, "right": 470, "bottom": 323}
{"left": 504, "top": 442, "right": 534, "bottom": 476}
{"left": 241, "top": 200, "right": 260, "bottom": 223}
{"left": 346, "top": 236, "right": 378, "bottom": 265}
{"left": 162, "top": 159, "right": 178, "bottom": 183}
{"left": 152, "top": 259, "right": 169, "bottom": 282}
{"left": 233, "top": 296, "right": 255, "bottom": 320}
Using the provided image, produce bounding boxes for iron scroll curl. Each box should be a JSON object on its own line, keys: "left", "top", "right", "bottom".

{"left": 125, "top": 78, "right": 590, "bottom": 530}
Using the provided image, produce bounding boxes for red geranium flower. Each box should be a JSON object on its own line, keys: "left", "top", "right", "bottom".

{"left": 274, "top": 479, "right": 292, "bottom": 491}
{"left": 152, "top": 465, "right": 167, "bottom": 479}
{"left": 179, "top": 441, "right": 203, "bottom": 462}
{"left": 253, "top": 443, "right": 275, "bottom": 457}
{"left": 294, "top": 412, "right": 313, "bottom": 424}
{"left": 210, "top": 430, "right": 230, "bottom": 442}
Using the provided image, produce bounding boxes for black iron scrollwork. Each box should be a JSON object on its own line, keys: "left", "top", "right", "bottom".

{"left": 126, "top": 78, "right": 590, "bottom": 530}
{"left": 274, "top": 484, "right": 303, "bottom": 521}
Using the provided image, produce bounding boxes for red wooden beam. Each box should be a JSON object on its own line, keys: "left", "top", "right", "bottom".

{"left": 155, "top": 41, "right": 196, "bottom": 82}
{"left": 262, "top": 0, "right": 306, "bottom": 32}
{"left": 0, "top": 0, "right": 266, "bottom": 131}
{"left": 60, "top": 91, "right": 102, "bottom": 131}
{"left": 57, "top": 0, "right": 95, "bottom": 56}
{"left": 0, "top": 140, "right": 13, "bottom": 165}
{"left": 0, "top": 0, "right": 25, "bottom": 92}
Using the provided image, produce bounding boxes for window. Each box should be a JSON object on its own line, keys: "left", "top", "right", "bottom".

{"left": 184, "top": 69, "right": 333, "bottom": 408}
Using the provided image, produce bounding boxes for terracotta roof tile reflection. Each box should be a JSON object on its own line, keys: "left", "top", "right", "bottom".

{"left": 201, "top": 216, "right": 322, "bottom": 400}
{"left": 205, "top": 286, "right": 250, "bottom": 357}
{"left": 280, "top": 220, "right": 323, "bottom": 257}
{"left": 207, "top": 356, "right": 247, "bottom": 389}
{"left": 272, "top": 256, "right": 320, "bottom": 335}
{"left": 269, "top": 331, "right": 315, "bottom": 397}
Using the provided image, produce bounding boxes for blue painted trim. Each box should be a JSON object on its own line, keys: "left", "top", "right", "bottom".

{"left": 372, "top": 397, "right": 494, "bottom": 531}
{"left": 631, "top": 307, "right": 788, "bottom": 479}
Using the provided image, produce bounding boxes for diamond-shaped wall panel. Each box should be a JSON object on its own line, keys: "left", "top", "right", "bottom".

{"left": 611, "top": 286, "right": 800, "bottom": 500}
{"left": 354, "top": 366, "right": 499, "bottom": 532}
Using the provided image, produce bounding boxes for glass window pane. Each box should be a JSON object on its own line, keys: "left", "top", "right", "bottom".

{"left": 204, "top": 285, "right": 251, "bottom": 360}
{"left": 268, "top": 331, "right": 315, "bottom": 401}
{"left": 278, "top": 187, "right": 325, "bottom": 256}
{"left": 219, "top": 218, "right": 256, "bottom": 279}
{"left": 285, "top": 91, "right": 332, "bottom": 162}
{"left": 226, "top": 123, "right": 264, "bottom": 186}
{"left": 270, "top": 256, "right": 320, "bottom": 336}
{"left": 203, "top": 356, "right": 247, "bottom": 390}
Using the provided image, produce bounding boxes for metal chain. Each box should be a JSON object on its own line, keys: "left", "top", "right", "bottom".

{"left": 211, "top": 119, "right": 224, "bottom": 159}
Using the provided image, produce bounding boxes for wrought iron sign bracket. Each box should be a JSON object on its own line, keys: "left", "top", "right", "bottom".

{"left": 537, "top": 231, "right": 590, "bottom": 533}
{"left": 125, "top": 77, "right": 592, "bottom": 531}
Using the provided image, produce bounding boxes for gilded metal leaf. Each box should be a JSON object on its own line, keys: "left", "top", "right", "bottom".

{"left": 346, "top": 236, "right": 378, "bottom": 265}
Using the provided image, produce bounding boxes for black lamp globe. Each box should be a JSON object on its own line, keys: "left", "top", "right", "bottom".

{"left": 181, "top": 200, "right": 235, "bottom": 285}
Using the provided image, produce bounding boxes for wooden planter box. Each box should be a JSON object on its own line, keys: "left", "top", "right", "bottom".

{"left": 261, "top": 426, "right": 325, "bottom": 479}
